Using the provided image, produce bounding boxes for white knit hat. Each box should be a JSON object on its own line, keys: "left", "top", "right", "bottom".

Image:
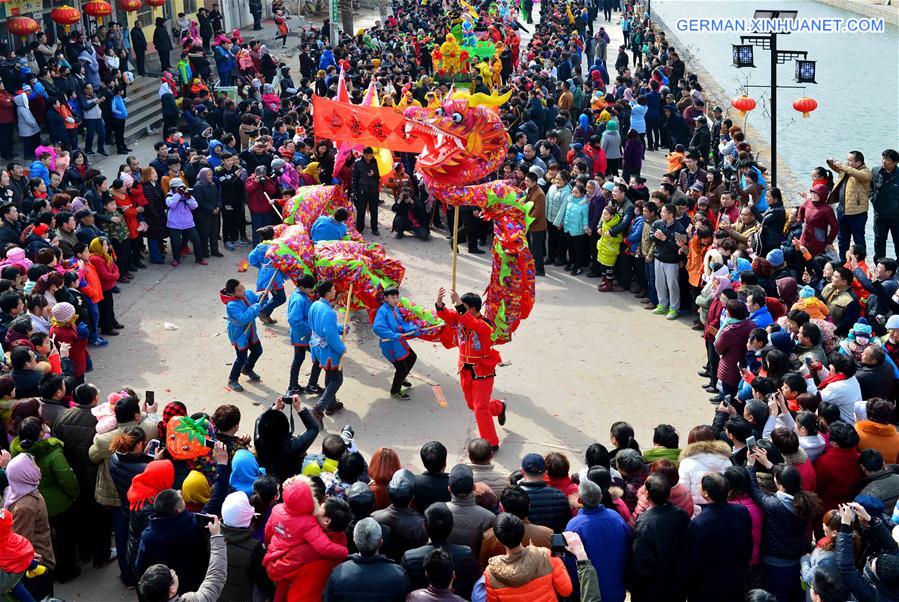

{"left": 51, "top": 302, "right": 76, "bottom": 324}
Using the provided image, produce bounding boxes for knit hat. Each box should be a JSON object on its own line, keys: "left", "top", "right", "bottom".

{"left": 168, "top": 177, "right": 185, "bottom": 189}
{"left": 32, "top": 223, "right": 49, "bottom": 237}
{"left": 120, "top": 172, "right": 134, "bottom": 189}
{"left": 602, "top": 181, "right": 615, "bottom": 192}
{"left": 886, "top": 315, "right": 899, "bottom": 330}
{"left": 765, "top": 249, "right": 785, "bottom": 268}
{"left": 876, "top": 554, "right": 899, "bottom": 587}
{"left": 222, "top": 491, "right": 257, "bottom": 528}
{"left": 51, "top": 302, "right": 76, "bottom": 324}
{"left": 854, "top": 494, "right": 885, "bottom": 520}
{"left": 181, "top": 470, "right": 212, "bottom": 506}
{"left": 271, "top": 158, "right": 287, "bottom": 171}
{"left": 849, "top": 320, "right": 873, "bottom": 343}
{"left": 769, "top": 330, "right": 795, "bottom": 356}
{"left": 799, "top": 285, "right": 816, "bottom": 299}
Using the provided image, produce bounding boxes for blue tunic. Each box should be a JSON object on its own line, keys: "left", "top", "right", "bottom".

{"left": 224, "top": 290, "right": 261, "bottom": 350}
{"left": 287, "top": 289, "right": 314, "bottom": 346}
{"left": 308, "top": 299, "right": 346, "bottom": 369}
{"left": 372, "top": 302, "right": 418, "bottom": 362}
{"left": 248, "top": 242, "right": 285, "bottom": 291}
{"left": 310, "top": 215, "right": 348, "bottom": 243}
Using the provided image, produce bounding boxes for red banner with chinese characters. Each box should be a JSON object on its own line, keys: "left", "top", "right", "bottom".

{"left": 313, "top": 96, "right": 425, "bottom": 154}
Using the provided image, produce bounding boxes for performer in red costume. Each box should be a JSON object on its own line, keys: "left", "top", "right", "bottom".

{"left": 435, "top": 287, "right": 507, "bottom": 450}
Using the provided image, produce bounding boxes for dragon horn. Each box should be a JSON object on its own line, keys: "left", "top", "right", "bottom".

{"left": 467, "top": 90, "right": 512, "bottom": 108}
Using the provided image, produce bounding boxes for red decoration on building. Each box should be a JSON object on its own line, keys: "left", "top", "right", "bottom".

{"left": 730, "top": 94, "right": 757, "bottom": 119}
{"left": 116, "top": 0, "right": 142, "bottom": 10}
{"left": 83, "top": 0, "right": 113, "bottom": 20}
{"left": 792, "top": 97, "right": 818, "bottom": 119}
{"left": 50, "top": 5, "right": 82, "bottom": 32}
{"left": 7, "top": 16, "right": 41, "bottom": 37}
{"left": 145, "top": 0, "right": 166, "bottom": 7}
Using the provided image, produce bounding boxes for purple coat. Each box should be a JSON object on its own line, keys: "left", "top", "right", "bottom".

{"left": 714, "top": 318, "right": 755, "bottom": 386}
{"left": 622, "top": 138, "right": 644, "bottom": 169}
{"left": 165, "top": 191, "right": 198, "bottom": 229}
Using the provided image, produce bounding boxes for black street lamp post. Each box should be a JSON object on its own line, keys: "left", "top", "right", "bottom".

{"left": 730, "top": 10, "right": 817, "bottom": 188}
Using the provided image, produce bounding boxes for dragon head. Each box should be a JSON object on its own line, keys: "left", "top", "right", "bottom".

{"left": 402, "top": 91, "right": 511, "bottom": 188}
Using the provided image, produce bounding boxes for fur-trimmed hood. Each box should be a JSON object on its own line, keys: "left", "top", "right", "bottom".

{"left": 679, "top": 439, "right": 731, "bottom": 460}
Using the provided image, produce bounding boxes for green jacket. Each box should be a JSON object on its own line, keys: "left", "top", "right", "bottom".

{"left": 10, "top": 436, "right": 80, "bottom": 516}
{"left": 642, "top": 446, "right": 682, "bottom": 467}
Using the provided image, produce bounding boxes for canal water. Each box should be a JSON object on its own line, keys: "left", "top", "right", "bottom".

{"left": 653, "top": 0, "right": 898, "bottom": 250}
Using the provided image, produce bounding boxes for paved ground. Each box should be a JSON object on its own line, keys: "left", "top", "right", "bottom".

{"left": 57, "top": 11, "right": 710, "bottom": 601}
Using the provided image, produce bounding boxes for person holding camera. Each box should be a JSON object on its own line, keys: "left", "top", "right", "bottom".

{"left": 165, "top": 178, "right": 205, "bottom": 266}
{"left": 245, "top": 166, "right": 279, "bottom": 246}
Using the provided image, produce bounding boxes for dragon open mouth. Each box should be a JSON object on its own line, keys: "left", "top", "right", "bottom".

{"left": 404, "top": 119, "right": 466, "bottom": 170}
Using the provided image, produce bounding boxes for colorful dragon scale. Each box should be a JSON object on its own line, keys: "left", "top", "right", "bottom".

{"left": 292, "top": 90, "right": 536, "bottom": 344}
{"left": 267, "top": 185, "right": 445, "bottom": 338}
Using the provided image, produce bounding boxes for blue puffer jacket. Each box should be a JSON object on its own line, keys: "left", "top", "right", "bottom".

{"left": 625, "top": 214, "right": 644, "bottom": 254}
{"left": 287, "top": 289, "right": 313, "bottom": 346}
{"left": 308, "top": 298, "right": 346, "bottom": 369}
{"left": 372, "top": 302, "right": 418, "bottom": 362}
{"left": 221, "top": 289, "right": 261, "bottom": 350}
{"left": 248, "top": 242, "right": 285, "bottom": 291}
{"left": 556, "top": 196, "right": 589, "bottom": 236}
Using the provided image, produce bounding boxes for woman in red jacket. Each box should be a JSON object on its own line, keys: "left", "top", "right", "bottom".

{"left": 49, "top": 301, "right": 88, "bottom": 380}
{"left": 88, "top": 237, "right": 123, "bottom": 336}
{"left": 123, "top": 173, "right": 147, "bottom": 271}
{"left": 702, "top": 276, "right": 733, "bottom": 394}
{"left": 0, "top": 82, "right": 15, "bottom": 160}
{"left": 813, "top": 420, "right": 862, "bottom": 513}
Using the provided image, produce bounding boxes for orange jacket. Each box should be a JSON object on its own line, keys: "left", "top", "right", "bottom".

{"left": 79, "top": 259, "right": 104, "bottom": 303}
{"left": 686, "top": 236, "right": 711, "bottom": 288}
{"left": 856, "top": 420, "right": 899, "bottom": 464}
{"left": 484, "top": 546, "right": 573, "bottom": 602}
{"left": 437, "top": 305, "right": 501, "bottom": 377}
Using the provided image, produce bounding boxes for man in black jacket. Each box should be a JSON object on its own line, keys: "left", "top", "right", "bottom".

{"left": 372, "top": 470, "right": 428, "bottom": 561}
{"left": 54, "top": 383, "right": 112, "bottom": 569}
{"left": 130, "top": 21, "right": 148, "bottom": 76}
{"left": 192, "top": 167, "right": 222, "bottom": 258}
{"left": 516, "top": 453, "right": 570, "bottom": 533}
{"left": 401, "top": 503, "right": 477, "bottom": 598}
{"left": 0, "top": 202, "right": 22, "bottom": 247}
{"left": 214, "top": 153, "right": 248, "bottom": 250}
{"left": 859, "top": 449, "right": 899, "bottom": 517}
{"left": 352, "top": 147, "right": 381, "bottom": 235}
{"left": 153, "top": 17, "right": 173, "bottom": 72}
{"left": 686, "top": 473, "right": 753, "bottom": 602}
{"left": 629, "top": 475, "right": 690, "bottom": 602}
{"left": 413, "top": 441, "right": 451, "bottom": 513}
{"left": 325, "top": 517, "right": 411, "bottom": 601}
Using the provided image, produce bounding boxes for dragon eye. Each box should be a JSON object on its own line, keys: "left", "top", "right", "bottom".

{"left": 434, "top": 108, "right": 444, "bottom": 116}
{"left": 452, "top": 112, "right": 463, "bottom": 123}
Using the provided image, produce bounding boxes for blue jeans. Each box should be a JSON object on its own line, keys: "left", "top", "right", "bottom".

{"left": 763, "top": 561, "right": 802, "bottom": 602}
{"left": 147, "top": 238, "right": 165, "bottom": 263}
{"left": 260, "top": 287, "right": 285, "bottom": 317}
{"left": 250, "top": 211, "right": 274, "bottom": 245}
{"left": 229, "top": 341, "right": 263, "bottom": 382}
{"left": 837, "top": 211, "right": 868, "bottom": 259}
{"left": 112, "top": 507, "right": 134, "bottom": 586}
{"left": 86, "top": 299, "right": 100, "bottom": 341}
{"left": 84, "top": 118, "right": 106, "bottom": 153}
{"left": 644, "top": 259, "right": 658, "bottom": 305}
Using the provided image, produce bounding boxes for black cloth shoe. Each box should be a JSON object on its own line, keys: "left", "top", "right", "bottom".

{"left": 498, "top": 401, "right": 507, "bottom": 426}
{"left": 469, "top": 248, "right": 486, "bottom": 255}
{"left": 242, "top": 368, "right": 261, "bottom": 381}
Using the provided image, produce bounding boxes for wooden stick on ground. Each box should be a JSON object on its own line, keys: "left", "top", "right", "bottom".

{"left": 341, "top": 281, "right": 354, "bottom": 344}
{"left": 451, "top": 205, "right": 461, "bottom": 290}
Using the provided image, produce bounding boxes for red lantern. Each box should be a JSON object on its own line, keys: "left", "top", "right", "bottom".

{"left": 7, "top": 16, "right": 40, "bottom": 38}
{"left": 50, "top": 5, "right": 81, "bottom": 32}
{"left": 83, "top": 0, "right": 112, "bottom": 23}
{"left": 116, "top": 0, "right": 142, "bottom": 10}
{"left": 145, "top": 0, "right": 166, "bottom": 6}
{"left": 730, "top": 94, "right": 757, "bottom": 119}
{"left": 792, "top": 96, "right": 818, "bottom": 119}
